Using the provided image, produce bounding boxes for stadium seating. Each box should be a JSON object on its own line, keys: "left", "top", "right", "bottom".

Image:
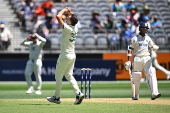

{"left": 8, "top": 0, "right": 170, "bottom": 51}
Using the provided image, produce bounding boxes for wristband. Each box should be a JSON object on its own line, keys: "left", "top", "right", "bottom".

{"left": 127, "top": 54, "right": 132, "bottom": 56}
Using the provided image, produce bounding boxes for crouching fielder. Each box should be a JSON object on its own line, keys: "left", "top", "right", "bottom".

{"left": 124, "top": 23, "right": 161, "bottom": 100}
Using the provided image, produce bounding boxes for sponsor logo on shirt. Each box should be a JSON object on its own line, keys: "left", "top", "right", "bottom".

{"left": 139, "top": 44, "right": 148, "bottom": 46}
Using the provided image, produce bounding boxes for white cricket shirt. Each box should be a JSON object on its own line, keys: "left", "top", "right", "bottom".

{"left": 60, "top": 23, "right": 78, "bottom": 54}
{"left": 20, "top": 35, "right": 46, "bottom": 60}
{"left": 129, "top": 34, "right": 154, "bottom": 56}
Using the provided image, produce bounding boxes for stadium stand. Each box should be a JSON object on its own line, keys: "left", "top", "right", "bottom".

{"left": 0, "top": 0, "right": 169, "bottom": 52}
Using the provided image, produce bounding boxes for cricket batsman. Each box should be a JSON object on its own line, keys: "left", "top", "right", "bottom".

{"left": 124, "top": 23, "right": 161, "bottom": 100}
{"left": 20, "top": 33, "right": 46, "bottom": 95}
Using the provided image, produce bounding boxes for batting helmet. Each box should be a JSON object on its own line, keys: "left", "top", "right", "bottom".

{"left": 139, "top": 22, "right": 149, "bottom": 29}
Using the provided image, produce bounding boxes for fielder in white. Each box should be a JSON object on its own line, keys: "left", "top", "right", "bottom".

{"left": 141, "top": 51, "right": 170, "bottom": 81}
{"left": 47, "top": 7, "right": 84, "bottom": 105}
{"left": 20, "top": 33, "right": 46, "bottom": 95}
{"left": 151, "top": 51, "right": 170, "bottom": 79}
{"left": 125, "top": 23, "right": 161, "bottom": 100}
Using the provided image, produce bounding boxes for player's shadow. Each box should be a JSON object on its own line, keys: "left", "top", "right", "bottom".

{"left": 19, "top": 104, "right": 52, "bottom": 105}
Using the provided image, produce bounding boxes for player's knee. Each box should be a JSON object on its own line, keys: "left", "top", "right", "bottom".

{"left": 65, "top": 74, "right": 72, "bottom": 80}
{"left": 145, "top": 67, "right": 156, "bottom": 77}
{"left": 132, "top": 71, "right": 142, "bottom": 81}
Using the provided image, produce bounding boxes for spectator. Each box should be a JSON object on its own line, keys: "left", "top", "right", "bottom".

{"left": 45, "top": 13, "right": 53, "bottom": 30}
{"left": 103, "top": 14, "right": 114, "bottom": 33}
{"left": 34, "top": 0, "right": 54, "bottom": 17}
{"left": 142, "top": 5, "right": 151, "bottom": 16}
{"left": 126, "top": 6, "right": 139, "bottom": 24}
{"left": 138, "top": 11, "right": 144, "bottom": 23}
{"left": 90, "top": 10, "right": 105, "bottom": 34}
{"left": 138, "top": 12, "right": 150, "bottom": 29}
{"left": 0, "top": 21, "right": 13, "bottom": 50}
{"left": 16, "top": 0, "right": 26, "bottom": 26}
{"left": 36, "top": 24, "right": 51, "bottom": 49}
{"left": 118, "top": 21, "right": 134, "bottom": 50}
{"left": 116, "top": 18, "right": 131, "bottom": 33}
{"left": 131, "top": 20, "right": 140, "bottom": 35}
{"left": 32, "top": 16, "right": 44, "bottom": 33}
{"left": 18, "top": 0, "right": 36, "bottom": 27}
{"left": 110, "top": 0, "right": 126, "bottom": 12}
{"left": 150, "top": 15, "right": 162, "bottom": 32}
{"left": 143, "top": 16, "right": 151, "bottom": 31}
{"left": 61, "top": 0, "right": 67, "bottom": 7}
{"left": 36, "top": 24, "right": 49, "bottom": 38}
{"left": 125, "top": 0, "right": 136, "bottom": 12}
{"left": 44, "top": 4, "right": 57, "bottom": 31}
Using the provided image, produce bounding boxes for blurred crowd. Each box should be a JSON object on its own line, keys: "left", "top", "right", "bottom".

{"left": 90, "top": 0, "right": 163, "bottom": 50}
{"left": 11, "top": 0, "right": 165, "bottom": 50}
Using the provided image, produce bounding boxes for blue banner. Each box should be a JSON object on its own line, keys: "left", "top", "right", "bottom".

{"left": 0, "top": 60, "right": 116, "bottom": 81}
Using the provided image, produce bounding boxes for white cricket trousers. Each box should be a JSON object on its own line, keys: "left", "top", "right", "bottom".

{"left": 24, "top": 59, "right": 42, "bottom": 90}
{"left": 54, "top": 53, "right": 81, "bottom": 98}
{"left": 132, "top": 56, "right": 159, "bottom": 97}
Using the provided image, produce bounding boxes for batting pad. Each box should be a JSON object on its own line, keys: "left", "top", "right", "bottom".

{"left": 146, "top": 67, "right": 159, "bottom": 95}
{"left": 132, "top": 71, "right": 142, "bottom": 98}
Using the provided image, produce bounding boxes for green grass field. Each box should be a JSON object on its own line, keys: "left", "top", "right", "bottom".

{"left": 0, "top": 81, "right": 170, "bottom": 113}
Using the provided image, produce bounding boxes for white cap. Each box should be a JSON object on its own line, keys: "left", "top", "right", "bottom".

{"left": 130, "top": 0, "right": 134, "bottom": 1}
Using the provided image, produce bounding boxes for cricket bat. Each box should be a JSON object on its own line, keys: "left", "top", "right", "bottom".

{"left": 129, "top": 68, "right": 135, "bottom": 98}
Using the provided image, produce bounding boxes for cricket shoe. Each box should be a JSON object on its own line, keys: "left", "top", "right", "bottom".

{"left": 74, "top": 92, "right": 84, "bottom": 105}
{"left": 166, "top": 74, "right": 170, "bottom": 80}
{"left": 26, "top": 87, "right": 34, "bottom": 94}
{"left": 35, "top": 90, "right": 42, "bottom": 95}
{"left": 47, "top": 96, "right": 61, "bottom": 104}
{"left": 151, "top": 93, "right": 161, "bottom": 100}
{"left": 132, "top": 97, "right": 138, "bottom": 100}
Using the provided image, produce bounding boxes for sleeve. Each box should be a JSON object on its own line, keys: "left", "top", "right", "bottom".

{"left": 148, "top": 37, "right": 154, "bottom": 47}
{"left": 129, "top": 36, "right": 136, "bottom": 48}
{"left": 20, "top": 39, "right": 30, "bottom": 47}
{"left": 63, "top": 23, "right": 77, "bottom": 34}
{"left": 63, "top": 23, "right": 72, "bottom": 30}
{"left": 158, "top": 21, "right": 162, "bottom": 25}
{"left": 37, "top": 35, "right": 47, "bottom": 48}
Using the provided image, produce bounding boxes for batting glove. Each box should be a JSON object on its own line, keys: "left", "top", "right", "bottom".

{"left": 124, "top": 61, "right": 131, "bottom": 70}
